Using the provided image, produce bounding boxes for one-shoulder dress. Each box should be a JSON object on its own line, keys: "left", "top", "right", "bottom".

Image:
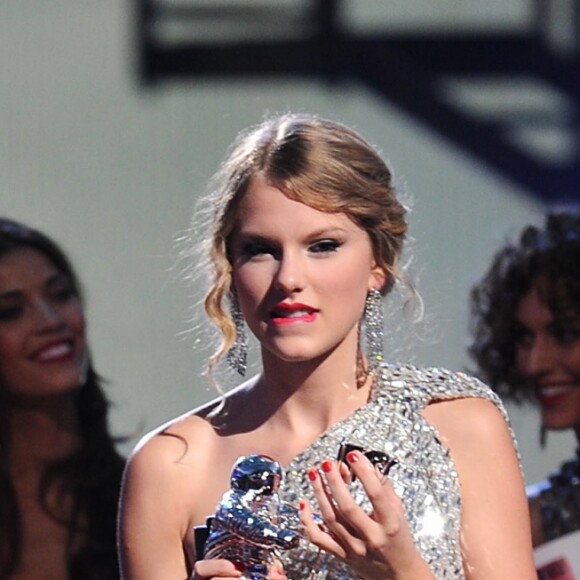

{"left": 278, "top": 363, "right": 515, "bottom": 580}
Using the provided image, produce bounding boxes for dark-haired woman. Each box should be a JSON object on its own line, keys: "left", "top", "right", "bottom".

{"left": 0, "top": 217, "right": 124, "bottom": 578}
{"left": 470, "top": 210, "right": 580, "bottom": 549}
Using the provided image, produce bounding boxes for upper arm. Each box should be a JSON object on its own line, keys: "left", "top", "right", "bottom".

{"left": 118, "top": 430, "right": 197, "bottom": 580}
{"left": 424, "top": 398, "right": 536, "bottom": 579}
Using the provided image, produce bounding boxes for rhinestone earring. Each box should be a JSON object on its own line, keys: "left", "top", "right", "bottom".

{"left": 364, "top": 288, "right": 384, "bottom": 373}
{"left": 227, "top": 293, "right": 247, "bottom": 376}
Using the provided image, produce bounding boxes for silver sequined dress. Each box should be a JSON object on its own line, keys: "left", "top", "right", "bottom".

{"left": 277, "top": 363, "right": 514, "bottom": 580}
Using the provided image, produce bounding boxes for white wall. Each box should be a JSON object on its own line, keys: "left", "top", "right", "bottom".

{"left": 1, "top": 0, "right": 574, "bottom": 483}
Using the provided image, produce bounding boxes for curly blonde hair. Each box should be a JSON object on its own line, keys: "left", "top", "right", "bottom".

{"left": 196, "top": 113, "right": 408, "bottom": 379}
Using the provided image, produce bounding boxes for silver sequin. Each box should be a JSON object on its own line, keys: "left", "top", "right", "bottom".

{"left": 277, "top": 363, "right": 516, "bottom": 579}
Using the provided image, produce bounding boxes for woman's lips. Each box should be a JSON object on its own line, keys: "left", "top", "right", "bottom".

{"left": 536, "top": 384, "right": 575, "bottom": 408}
{"left": 33, "top": 340, "right": 74, "bottom": 362}
{"left": 270, "top": 303, "right": 318, "bottom": 326}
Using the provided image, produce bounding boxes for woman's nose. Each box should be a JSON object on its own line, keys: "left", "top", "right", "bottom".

{"left": 521, "top": 338, "right": 557, "bottom": 377}
{"left": 34, "top": 300, "right": 65, "bottom": 332}
{"left": 274, "top": 253, "right": 306, "bottom": 294}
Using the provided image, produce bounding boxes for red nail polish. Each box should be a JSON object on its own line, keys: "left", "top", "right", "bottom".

{"left": 233, "top": 561, "right": 244, "bottom": 572}
{"left": 346, "top": 451, "right": 359, "bottom": 464}
{"left": 299, "top": 499, "right": 306, "bottom": 511}
{"left": 308, "top": 468, "right": 318, "bottom": 481}
{"left": 322, "top": 460, "right": 333, "bottom": 473}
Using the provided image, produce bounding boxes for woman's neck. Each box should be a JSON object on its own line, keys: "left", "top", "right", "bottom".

{"left": 257, "top": 349, "right": 373, "bottom": 435}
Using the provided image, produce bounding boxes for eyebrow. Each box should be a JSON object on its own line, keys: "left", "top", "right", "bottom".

{"left": 45, "top": 273, "right": 70, "bottom": 289}
{"left": 0, "top": 290, "right": 21, "bottom": 301}
{"left": 234, "top": 227, "right": 350, "bottom": 240}
{"left": 0, "top": 273, "right": 69, "bottom": 300}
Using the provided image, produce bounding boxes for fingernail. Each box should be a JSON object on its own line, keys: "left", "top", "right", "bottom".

{"left": 321, "top": 460, "right": 333, "bottom": 473}
{"left": 308, "top": 468, "right": 318, "bottom": 481}
{"left": 346, "top": 451, "right": 359, "bottom": 464}
{"left": 299, "top": 499, "right": 306, "bottom": 511}
{"left": 233, "top": 561, "right": 244, "bottom": 572}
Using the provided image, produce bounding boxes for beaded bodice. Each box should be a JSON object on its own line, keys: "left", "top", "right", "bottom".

{"left": 277, "top": 363, "right": 511, "bottom": 579}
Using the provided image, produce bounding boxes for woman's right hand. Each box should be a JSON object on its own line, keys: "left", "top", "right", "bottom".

{"left": 300, "top": 452, "right": 433, "bottom": 580}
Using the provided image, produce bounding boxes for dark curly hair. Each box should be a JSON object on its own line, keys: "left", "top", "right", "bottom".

{"left": 468, "top": 210, "right": 580, "bottom": 404}
{"left": 0, "top": 217, "right": 125, "bottom": 579}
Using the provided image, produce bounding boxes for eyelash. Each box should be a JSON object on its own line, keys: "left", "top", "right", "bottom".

{"left": 515, "top": 327, "right": 580, "bottom": 349}
{"left": 240, "top": 243, "right": 274, "bottom": 259}
{"left": 52, "top": 287, "right": 76, "bottom": 302}
{"left": 240, "top": 239, "right": 342, "bottom": 259}
{"left": 0, "top": 307, "right": 23, "bottom": 322}
{"left": 309, "top": 240, "right": 341, "bottom": 254}
{"left": 553, "top": 327, "right": 580, "bottom": 345}
{"left": 0, "top": 287, "right": 77, "bottom": 324}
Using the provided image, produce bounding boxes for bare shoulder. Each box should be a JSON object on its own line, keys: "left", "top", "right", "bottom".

{"left": 423, "top": 397, "right": 535, "bottom": 576}
{"left": 118, "top": 384, "right": 260, "bottom": 578}
{"left": 422, "top": 396, "right": 511, "bottom": 448}
{"left": 421, "top": 396, "right": 521, "bottom": 491}
{"left": 125, "top": 379, "right": 258, "bottom": 496}
{"left": 119, "top": 410, "right": 226, "bottom": 576}
{"left": 129, "top": 413, "right": 215, "bottom": 471}
{"left": 125, "top": 409, "right": 222, "bottom": 502}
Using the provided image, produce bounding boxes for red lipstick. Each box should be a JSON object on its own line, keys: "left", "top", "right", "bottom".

{"left": 270, "top": 302, "right": 318, "bottom": 326}
{"left": 535, "top": 384, "right": 574, "bottom": 409}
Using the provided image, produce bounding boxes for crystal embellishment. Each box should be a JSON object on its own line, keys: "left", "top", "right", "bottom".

{"left": 276, "top": 363, "right": 517, "bottom": 579}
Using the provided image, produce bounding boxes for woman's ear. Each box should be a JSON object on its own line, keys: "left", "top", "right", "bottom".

{"left": 368, "top": 265, "right": 388, "bottom": 294}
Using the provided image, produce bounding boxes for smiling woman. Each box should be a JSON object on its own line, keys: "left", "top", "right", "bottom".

{"left": 118, "top": 112, "right": 536, "bottom": 579}
{"left": 0, "top": 249, "right": 86, "bottom": 400}
{"left": 0, "top": 218, "right": 124, "bottom": 579}
{"left": 469, "top": 211, "right": 580, "bottom": 550}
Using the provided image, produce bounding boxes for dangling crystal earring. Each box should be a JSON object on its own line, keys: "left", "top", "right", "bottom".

{"left": 364, "top": 288, "right": 384, "bottom": 373}
{"left": 227, "top": 293, "right": 247, "bottom": 376}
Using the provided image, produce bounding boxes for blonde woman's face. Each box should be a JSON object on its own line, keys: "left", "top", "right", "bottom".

{"left": 229, "top": 175, "right": 384, "bottom": 367}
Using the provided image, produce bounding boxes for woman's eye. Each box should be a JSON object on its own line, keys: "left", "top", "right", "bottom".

{"left": 45, "top": 275, "right": 77, "bottom": 304}
{"left": 309, "top": 240, "right": 341, "bottom": 254}
{"left": 554, "top": 327, "right": 580, "bottom": 346}
{"left": 240, "top": 243, "right": 276, "bottom": 259}
{"left": 53, "top": 287, "right": 76, "bottom": 303}
{"left": 0, "top": 306, "right": 23, "bottom": 322}
{"left": 514, "top": 328, "right": 533, "bottom": 349}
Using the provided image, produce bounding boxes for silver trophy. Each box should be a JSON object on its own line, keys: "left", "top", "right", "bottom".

{"left": 200, "top": 454, "right": 300, "bottom": 579}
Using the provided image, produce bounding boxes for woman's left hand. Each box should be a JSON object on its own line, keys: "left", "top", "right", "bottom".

{"left": 299, "top": 450, "right": 433, "bottom": 580}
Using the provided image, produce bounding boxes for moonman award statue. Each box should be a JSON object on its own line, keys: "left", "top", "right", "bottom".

{"left": 200, "top": 454, "right": 300, "bottom": 580}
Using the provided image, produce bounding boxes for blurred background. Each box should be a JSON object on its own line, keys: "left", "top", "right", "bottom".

{"left": 3, "top": 0, "right": 579, "bottom": 484}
